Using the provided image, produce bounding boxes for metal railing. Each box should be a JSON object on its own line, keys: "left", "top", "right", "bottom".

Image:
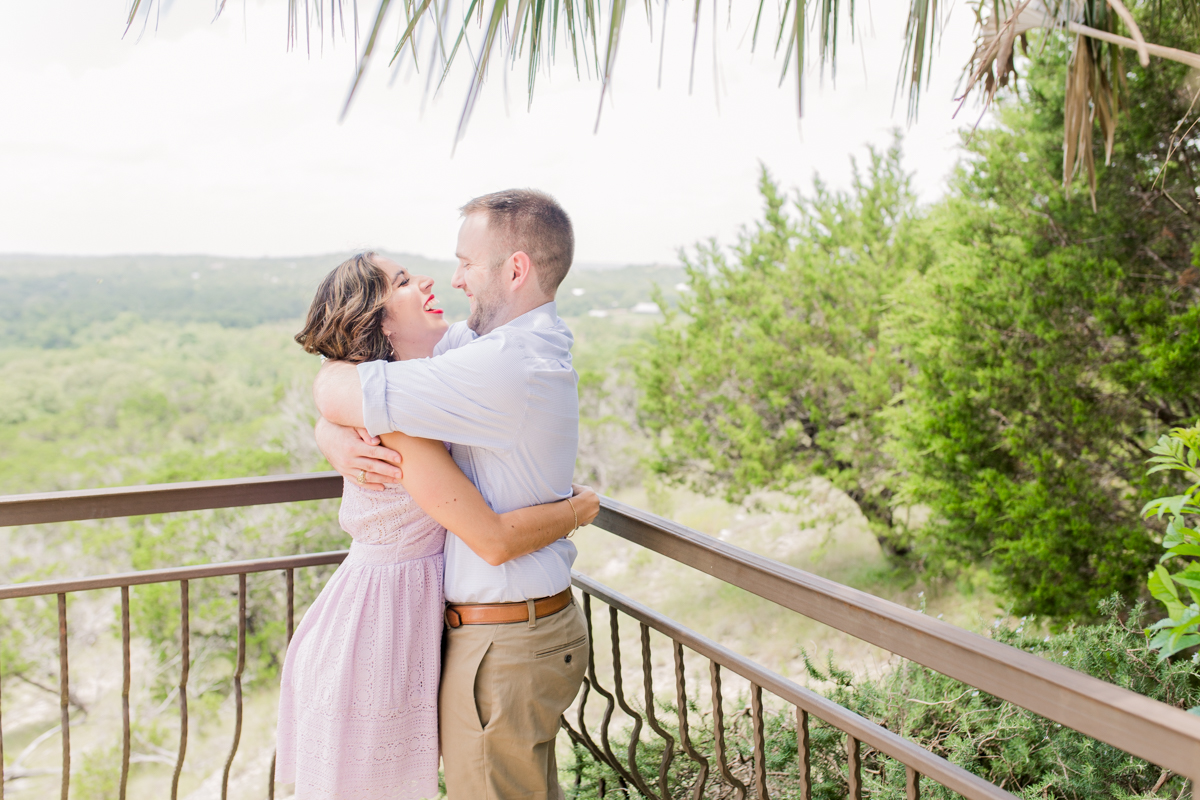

{"left": 567, "top": 575, "right": 1016, "bottom": 799}
{"left": 0, "top": 551, "right": 347, "bottom": 800}
{"left": 0, "top": 473, "right": 1198, "bottom": 799}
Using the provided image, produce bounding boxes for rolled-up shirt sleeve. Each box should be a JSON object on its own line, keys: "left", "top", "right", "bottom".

{"left": 358, "top": 360, "right": 392, "bottom": 438}
{"left": 357, "top": 339, "right": 525, "bottom": 450}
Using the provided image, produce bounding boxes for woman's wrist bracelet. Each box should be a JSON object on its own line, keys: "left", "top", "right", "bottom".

{"left": 565, "top": 496, "right": 579, "bottom": 537}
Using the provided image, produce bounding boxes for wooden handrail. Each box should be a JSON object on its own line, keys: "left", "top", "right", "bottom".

{"left": 2, "top": 473, "right": 1198, "bottom": 781}
{"left": 0, "top": 472, "right": 343, "bottom": 526}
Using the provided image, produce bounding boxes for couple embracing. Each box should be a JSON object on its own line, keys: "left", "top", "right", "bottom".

{"left": 275, "top": 190, "right": 601, "bottom": 799}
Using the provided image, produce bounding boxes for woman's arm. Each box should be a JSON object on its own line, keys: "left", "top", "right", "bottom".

{"left": 379, "top": 432, "right": 599, "bottom": 566}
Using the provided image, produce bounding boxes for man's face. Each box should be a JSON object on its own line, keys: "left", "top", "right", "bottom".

{"left": 453, "top": 213, "right": 510, "bottom": 335}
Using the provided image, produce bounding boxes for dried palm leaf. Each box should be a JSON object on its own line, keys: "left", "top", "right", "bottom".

{"left": 954, "top": 0, "right": 1200, "bottom": 201}
{"left": 1063, "top": 33, "right": 1099, "bottom": 205}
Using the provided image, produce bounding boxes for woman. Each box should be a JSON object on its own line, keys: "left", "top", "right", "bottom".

{"left": 276, "top": 252, "right": 597, "bottom": 799}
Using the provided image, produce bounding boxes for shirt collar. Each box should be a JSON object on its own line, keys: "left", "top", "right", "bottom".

{"left": 504, "top": 301, "right": 559, "bottom": 330}
{"left": 481, "top": 301, "right": 572, "bottom": 353}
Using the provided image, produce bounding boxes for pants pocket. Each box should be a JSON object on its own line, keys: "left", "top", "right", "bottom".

{"left": 473, "top": 642, "right": 494, "bottom": 731}
{"left": 534, "top": 635, "right": 588, "bottom": 659}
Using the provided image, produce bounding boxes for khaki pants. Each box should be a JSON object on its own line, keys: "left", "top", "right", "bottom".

{"left": 439, "top": 598, "right": 589, "bottom": 800}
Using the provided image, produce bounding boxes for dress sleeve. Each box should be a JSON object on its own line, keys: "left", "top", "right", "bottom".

{"left": 357, "top": 339, "right": 526, "bottom": 450}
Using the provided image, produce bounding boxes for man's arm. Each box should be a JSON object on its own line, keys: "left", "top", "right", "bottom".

{"left": 380, "top": 432, "right": 597, "bottom": 564}
{"left": 348, "top": 340, "right": 527, "bottom": 448}
{"left": 313, "top": 361, "right": 365, "bottom": 428}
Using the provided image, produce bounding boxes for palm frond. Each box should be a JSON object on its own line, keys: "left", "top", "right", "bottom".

{"left": 454, "top": 0, "right": 511, "bottom": 144}
{"left": 341, "top": 0, "right": 397, "bottom": 119}
{"left": 899, "top": 0, "right": 945, "bottom": 122}
{"left": 149, "top": 0, "right": 1200, "bottom": 175}
{"left": 595, "top": 0, "right": 628, "bottom": 130}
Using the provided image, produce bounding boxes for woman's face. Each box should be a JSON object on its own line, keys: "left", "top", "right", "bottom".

{"left": 377, "top": 257, "right": 448, "bottom": 360}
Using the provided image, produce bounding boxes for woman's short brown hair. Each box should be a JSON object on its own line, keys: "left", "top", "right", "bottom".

{"left": 295, "top": 251, "right": 394, "bottom": 363}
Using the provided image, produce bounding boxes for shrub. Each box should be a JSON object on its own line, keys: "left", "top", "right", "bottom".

{"left": 1142, "top": 425, "right": 1200, "bottom": 660}
{"left": 565, "top": 599, "right": 1199, "bottom": 799}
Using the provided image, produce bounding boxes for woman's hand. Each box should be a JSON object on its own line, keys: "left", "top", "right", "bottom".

{"left": 315, "top": 417, "right": 403, "bottom": 490}
{"left": 570, "top": 484, "right": 601, "bottom": 529}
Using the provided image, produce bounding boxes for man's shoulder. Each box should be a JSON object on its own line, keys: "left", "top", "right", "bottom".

{"left": 494, "top": 305, "right": 574, "bottom": 359}
{"left": 437, "top": 321, "right": 477, "bottom": 353}
{"left": 431, "top": 323, "right": 523, "bottom": 371}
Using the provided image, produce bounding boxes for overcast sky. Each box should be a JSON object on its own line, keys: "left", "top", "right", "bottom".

{"left": 0, "top": 0, "right": 979, "bottom": 265}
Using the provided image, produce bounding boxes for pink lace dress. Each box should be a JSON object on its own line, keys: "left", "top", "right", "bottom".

{"left": 276, "top": 479, "right": 446, "bottom": 800}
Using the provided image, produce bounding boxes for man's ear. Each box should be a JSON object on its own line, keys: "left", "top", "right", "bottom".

{"left": 509, "top": 251, "right": 535, "bottom": 291}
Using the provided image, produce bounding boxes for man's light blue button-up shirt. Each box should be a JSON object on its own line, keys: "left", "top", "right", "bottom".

{"left": 357, "top": 302, "right": 579, "bottom": 603}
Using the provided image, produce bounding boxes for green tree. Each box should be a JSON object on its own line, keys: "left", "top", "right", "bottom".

{"left": 637, "top": 138, "right": 928, "bottom": 553}
{"left": 890, "top": 15, "right": 1200, "bottom": 619}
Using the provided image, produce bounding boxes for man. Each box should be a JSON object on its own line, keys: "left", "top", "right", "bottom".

{"left": 312, "top": 189, "right": 588, "bottom": 800}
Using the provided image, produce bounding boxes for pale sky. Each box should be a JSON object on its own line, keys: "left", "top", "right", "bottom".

{"left": 0, "top": 0, "right": 979, "bottom": 265}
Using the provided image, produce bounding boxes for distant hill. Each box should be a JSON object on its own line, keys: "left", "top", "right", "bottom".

{"left": 0, "top": 253, "right": 686, "bottom": 348}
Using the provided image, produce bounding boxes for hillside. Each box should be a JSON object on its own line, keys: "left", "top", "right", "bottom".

{"left": 0, "top": 253, "right": 687, "bottom": 348}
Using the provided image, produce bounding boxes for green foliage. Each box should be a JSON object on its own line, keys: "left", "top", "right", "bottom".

{"left": 812, "top": 599, "right": 1199, "bottom": 798}
{"left": 636, "top": 6, "right": 1200, "bottom": 622}
{"left": 567, "top": 600, "right": 1199, "bottom": 799}
{"left": 573, "top": 314, "right": 661, "bottom": 493}
{"left": 0, "top": 315, "right": 322, "bottom": 494}
{"left": 73, "top": 743, "right": 122, "bottom": 799}
{"left": 1142, "top": 425, "right": 1200, "bottom": 659}
{"left": 637, "top": 136, "right": 928, "bottom": 553}
{"left": 890, "top": 15, "right": 1200, "bottom": 620}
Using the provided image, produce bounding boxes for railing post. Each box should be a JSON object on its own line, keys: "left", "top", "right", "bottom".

{"left": 710, "top": 661, "right": 747, "bottom": 800}
{"left": 220, "top": 574, "right": 247, "bottom": 799}
{"left": 583, "top": 596, "right": 636, "bottom": 789}
{"left": 906, "top": 765, "right": 921, "bottom": 799}
{"left": 120, "top": 586, "right": 132, "bottom": 800}
{"left": 609, "top": 608, "right": 655, "bottom": 799}
{"left": 847, "top": 734, "right": 862, "bottom": 799}
{"left": 566, "top": 592, "right": 613, "bottom": 782}
{"left": 639, "top": 622, "right": 675, "bottom": 800}
{"left": 796, "top": 707, "right": 810, "bottom": 800}
{"left": 673, "top": 642, "right": 708, "bottom": 800}
{"left": 170, "top": 580, "right": 190, "bottom": 800}
{"left": 57, "top": 593, "right": 70, "bottom": 800}
{"left": 751, "top": 683, "right": 768, "bottom": 800}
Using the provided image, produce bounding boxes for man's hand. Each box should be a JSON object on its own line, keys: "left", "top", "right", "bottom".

{"left": 313, "top": 360, "right": 366, "bottom": 428}
{"left": 315, "top": 417, "right": 403, "bottom": 491}
{"left": 570, "top": 484, "right": 600, "bottom": 529}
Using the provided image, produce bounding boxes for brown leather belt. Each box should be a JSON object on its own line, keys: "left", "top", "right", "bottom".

{"left": 445, "top": 588, "right": 573, "bottom": 628}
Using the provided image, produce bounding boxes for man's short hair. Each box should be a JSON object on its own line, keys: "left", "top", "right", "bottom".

{"left": 460, "top": 189, "right": 574, "bottom": 295}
